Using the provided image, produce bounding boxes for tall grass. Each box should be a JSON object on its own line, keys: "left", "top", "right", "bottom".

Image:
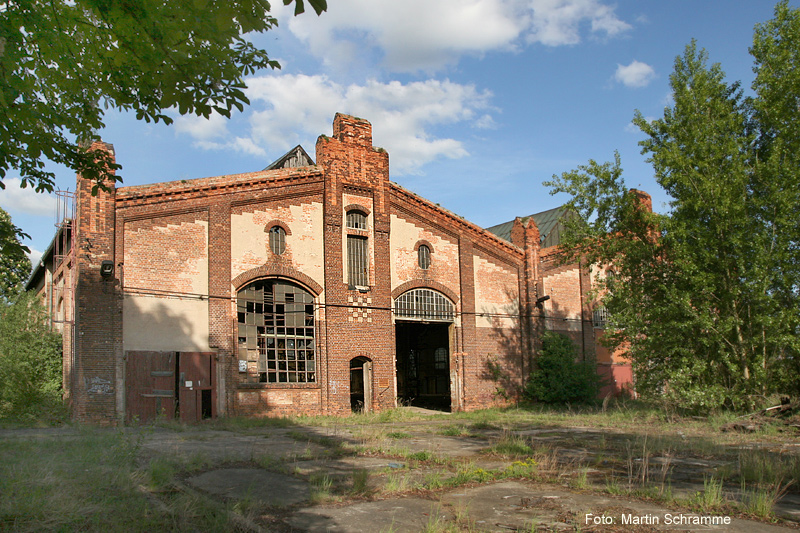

{"left": 0, "top": 430, "right": 238, "bottom": 532}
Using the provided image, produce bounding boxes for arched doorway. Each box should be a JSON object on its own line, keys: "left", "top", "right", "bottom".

{"left": 394, "top": 288, "right": 455, "bottom": 411}
{"left": 350, "top": 356, "right": 372, "bottom": 412}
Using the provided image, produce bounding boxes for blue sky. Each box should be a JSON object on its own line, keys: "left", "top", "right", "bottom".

{"left": 1, "top": 0, "right": 793, "bottom": 267}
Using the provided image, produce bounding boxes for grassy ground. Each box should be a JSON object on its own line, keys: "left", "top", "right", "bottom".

{"left": 1, "top": 401, "right": 798, "bottom": 531}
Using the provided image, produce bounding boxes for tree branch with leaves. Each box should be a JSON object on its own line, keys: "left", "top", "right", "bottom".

{"left": 0, "top": 0, "right": 327, "bottom": 194}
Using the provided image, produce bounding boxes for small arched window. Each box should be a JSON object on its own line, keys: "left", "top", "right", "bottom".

{"left": 418, "top": 245, "right": 431, "bottom": 269}
{"left": 269, "top": 226, "right": 286, "bottom": 255}
{"left": 346, "top": 210, "right": 367, "bottom": 230}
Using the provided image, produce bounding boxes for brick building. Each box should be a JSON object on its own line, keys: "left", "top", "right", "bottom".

{"left": 27, "top": 113, "right": 633, "bottom": 425}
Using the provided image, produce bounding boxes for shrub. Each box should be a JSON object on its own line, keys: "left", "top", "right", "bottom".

{"left": 0, "top": 292, "right": 64, "bottom": 420}
{"left": 525, "top": 331, "right": 601, "bottom": 404}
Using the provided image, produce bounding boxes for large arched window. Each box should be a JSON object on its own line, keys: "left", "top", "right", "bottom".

{"left": 237, "top": 279, "right": 316, "bottom": 383}
{"left": 394, "top": 288, "right": 454, "bottom": 322}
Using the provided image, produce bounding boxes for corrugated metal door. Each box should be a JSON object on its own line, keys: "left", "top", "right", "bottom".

{"left": 125, "top": 351, "right": 176, "bottom": 423}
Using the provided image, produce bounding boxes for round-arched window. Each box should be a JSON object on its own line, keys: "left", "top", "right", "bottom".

{"left": 346, "top": 210, "right": 367, "bottom": 230}
{"left": 269, "top": 226, "right": 286, "bottom": 255}
{"left": 394, "top": 288, "right": 454, "bottom": 322}
{"left": 237, "top": 279, "right": 315, "bottom": 383}
{"left": 418, "top": 244, "right": 431, "bottom": 269}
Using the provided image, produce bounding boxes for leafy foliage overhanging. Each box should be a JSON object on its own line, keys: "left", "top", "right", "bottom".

{"left": 545, "top": 1, "right": 800, "bottom": 412}
{"left": 0, "top": 0, "right": 326, "bottom": 194}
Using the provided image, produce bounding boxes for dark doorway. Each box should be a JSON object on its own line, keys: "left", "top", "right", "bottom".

{"left": 350, "top": 356, "right": 372, "bottom": 412}
{"left": 395, "top": 322, "right": 450, "bottom": 411}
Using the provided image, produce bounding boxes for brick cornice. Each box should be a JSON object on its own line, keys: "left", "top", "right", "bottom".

{"left": 388, "top": 182, "right": 521, "bottom": 258}
{"left": 232, "top": 263, "right": 323, "bottom": 296}
{"left": 116, "top": 168, "right": 323, "bottom": 206}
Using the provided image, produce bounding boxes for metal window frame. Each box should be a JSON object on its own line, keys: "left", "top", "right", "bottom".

{"left": 418, "top": 245, "right": 431, "bottom": 269}
{"left": 592, "top": 306, "right": 609, "bottom": 329}
{"left": 346, "top": 210, "right": 367, "bottom": 230}
{"left": 269, "top": 226, "right": 286, "bottom": 255}
{"left": 347, "top": 234, "right": 369, "bottom": 287}
{"left": 394, "top": 288, "right": 454, "bottom": 322}
{"left": 237, "top": 279, "right": 316, "bottom": 384}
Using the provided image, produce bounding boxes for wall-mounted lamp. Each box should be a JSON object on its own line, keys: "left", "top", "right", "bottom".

{"left": 535, "top": 295, "right": 550, "bottom": 308}
{"left": 100, "top": 260, "right": 114, "bottom": 279}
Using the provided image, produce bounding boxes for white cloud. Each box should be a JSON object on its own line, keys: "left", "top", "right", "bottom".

{"left": 174, "top": 111, "right": 269, "bottom": 157}
{"left": 247, "top": 75, "right": 493, "bottom": 174}
{"left": 528, "top": 0, "right": 632, "bottom": 46}
{"left": 174, "top": 112, "right": 229, "bottom": 141}
{"left": 176, "top": 74, "right": 495, "bottom": 175}
{"left": 281, "top": 0, "right": 630, "bottom": 72}
{"left": 0, "top": 178, "right": 58, "bottom": 217}
{"left": 614, "top": 60, "right": 656, "bottom": 88}
{"left": 27, "top": 248, "right": 43, "bottom": 269}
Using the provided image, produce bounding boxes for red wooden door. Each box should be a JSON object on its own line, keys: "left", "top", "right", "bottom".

{"left": 125, "top": 351, "right": 176, "bottom": 423}
{"left": 178, "top": 352, "right": 216, "bottom": 422}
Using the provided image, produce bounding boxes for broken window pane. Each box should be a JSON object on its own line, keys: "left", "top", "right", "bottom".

{"left": 236, "top": 279, "right": 317, "bottom": 384}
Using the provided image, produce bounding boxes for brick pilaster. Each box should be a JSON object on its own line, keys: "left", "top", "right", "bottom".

{"left": 73, "top": 142, "right": 120, "bottom": 425}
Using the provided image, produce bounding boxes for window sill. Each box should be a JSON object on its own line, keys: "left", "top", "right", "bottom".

{"left": 238, "top": 382, "right": 320, "bottom": 390}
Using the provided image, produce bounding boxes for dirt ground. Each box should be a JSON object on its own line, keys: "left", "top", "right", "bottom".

{"left": 142, "top": 408, "right": 800, "bottom": 532}
{"left": 4, "top": 409, "right": 799, "bottom": 532}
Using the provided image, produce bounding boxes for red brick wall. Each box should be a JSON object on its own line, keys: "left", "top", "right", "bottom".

{"left": 73, "top": 142, "right": 120, "bottom": 425}
{"left": 316, "top": 114, "right": 397, "bottom": 415}
{"left": 64, "top": 115, "right": 610, "bottom": 423}
{"left": 124, "top": 213, "right": 208, "bottom": 293}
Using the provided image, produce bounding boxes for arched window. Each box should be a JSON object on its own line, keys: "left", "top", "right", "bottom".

{"left": 237, "top": 279, "right": 316, "bottom": 383}
{"left": 269, "top": 226, "right": 286, "bottom": 255}
{"left": 346, "top": 210, "right": 367, "bottom": 230}
{"left": 395, "top": 288, "right": 454, "bottom": 322}
{"left": 418, "top": 245, "right": 431, "bottom": 269}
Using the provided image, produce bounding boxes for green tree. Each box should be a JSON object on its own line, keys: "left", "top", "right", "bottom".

{"left": 0, "top": 292, "right": 63, "bottom": 420}
{"left": 525, "top": 331, "right": 600, "bottom": 404}
{"left": 0, "top": 207, "right": 31, "bottom": 302}
{"left": 545, "top": 3, "right": 800, "bottom": 412}
{"left": 0, "top": 0, "right": 326, "bottom": 195}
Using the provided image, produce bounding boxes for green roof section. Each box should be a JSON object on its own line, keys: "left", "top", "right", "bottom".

{"left": 484, "top": 206, "right": 569, "bottom": 246}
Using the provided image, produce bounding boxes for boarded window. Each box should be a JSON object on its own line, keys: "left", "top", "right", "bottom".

{"left": 395, "top": 288, "right": 454, "bottom": 322}
{"left": 269, "top": 226, "right": 286, "bottom": 255}
{"left": 346, "top": 210, "right": 367, "bottom": 230}
{"left": 237, "top": 280, "right": 316, "bottom": 384}
{"left": 347, "top": 235, "right": 369, "bottom": 287}
{"left": 418, "top": 245, "right": 431, "bottom": 269}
